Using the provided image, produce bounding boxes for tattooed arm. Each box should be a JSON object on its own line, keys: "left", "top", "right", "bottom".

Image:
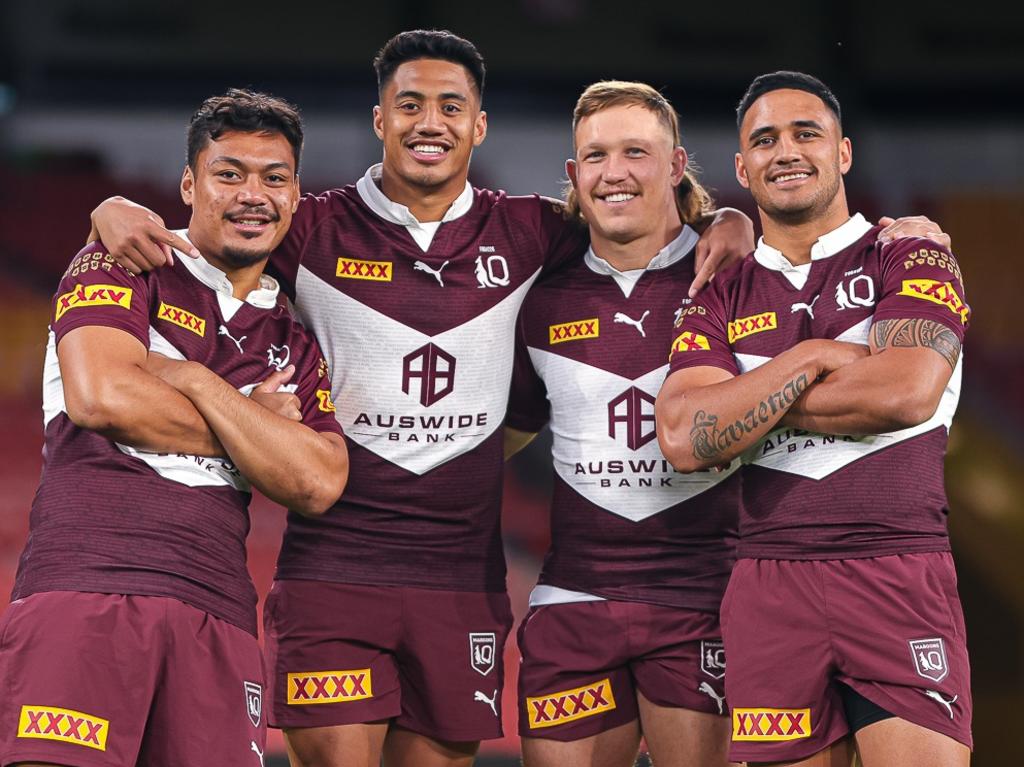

{"left": 656, "top": 339, "right": 866, "bottom": 472}
{"left": 781, "top": 317, "right": 960, "bottom": 435}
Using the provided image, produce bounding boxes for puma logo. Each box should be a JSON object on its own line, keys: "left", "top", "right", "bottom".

{"left": 920, "top": 689, "right": 957, "bottom": 719}
{"left": 613, "top": 309, "right": 651, "bottom": 337}
{"left": 414, "top": 260, "right": 450, "bottom": 287}
{"left": 790, "top": 295, "right": 820, "bottom": 319}
{"left": 474, "top": 689, "right": 498, "bottom": 717}
{"left": 218, "top": 324, "right": 247, "bottom": 353}
{"left": 250, "top": 741, "right": 265, "bottom": 766}
{"left": 698, "top": 681, "right": 726, "bottom": 715}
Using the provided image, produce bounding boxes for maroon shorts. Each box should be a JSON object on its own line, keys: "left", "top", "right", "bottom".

{"left": 0, "top": 591, "right": 265, "bottom": 767}
{"left": 721, "top": 553, "right": 972, "bottom": 763}
{"left": 264, "top": 579, "right": 513, "bottom": 741}
{"left": 517, "top": 600, "right": 727, "bottom": 741}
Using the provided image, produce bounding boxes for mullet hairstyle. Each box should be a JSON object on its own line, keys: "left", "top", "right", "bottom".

{"left": 373, "top": 29, "right": 486, "bottom": 99}
{"left": 735, "top": 70, "right": 842, "bottom": 130}
{"left": 187, "top": 88, "right": 303, "bottom": 172}
{"left": 565, "top": 81, "right": 713, "bottom": 227}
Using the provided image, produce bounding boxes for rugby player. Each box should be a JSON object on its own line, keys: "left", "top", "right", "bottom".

{"left": 0, "top": 89, "right": 348, "bottom": 767}
{"left": 505, "top": 81, "right": 740, "bottom": 767}
{"left": 656, "top": 71, "right": 971, "bottom": 767}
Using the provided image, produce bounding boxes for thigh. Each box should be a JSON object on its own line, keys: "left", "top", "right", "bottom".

{"left": 138, "top": 600, "right": 265, "bottom": 767}
{"left": 516, "top": 602, "right": 638, "bottom": 742}
{"left": 284, "top": 722, "right": 389, "bottom": 767}
{"left": 637, "top": 692, "right": 733, "bottom": 767}
{"left": 722, "top": 560, "right": 849, "bottom": 765}
{"left": 828, "top": 553, "right": 973, "bottom": 751}
{"left": 628, "top": 604, "right": 727, "bottom": 717}
{"left": 854, "top": 717, "right": 969, "bottom": 767}
{"left": 396, "top": 587, "right": 513, "bottom": 742}
{"left": 0, "top": 592, "right": 161, "bottom": 767}
{"left": 521, "top": 720, "right": 641, "bottom": 767}
{"left": 382, "top": 725, "right": 479, "bottom": 767}
{"left": 263, "top": 580, "right": 403, "bottom": 730}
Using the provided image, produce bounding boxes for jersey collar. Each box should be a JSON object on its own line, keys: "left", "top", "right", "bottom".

{"left": 753, "top": 213, "right": 872, "bottom": 273}
{"left": 584, "top": 224, "right": 699, "bottom": 277}
{"left": 356, "top": 163, "right": 475, "bottom": 227}
{"left": 173, "top": 230, "right": 280, "bottom": 309}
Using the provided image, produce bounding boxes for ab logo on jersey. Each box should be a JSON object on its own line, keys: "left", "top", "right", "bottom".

{"left": 286, "top": 670, "right": 373, "bottom": 705}
{"left": 402, "top": 343, "right": 456, "bottom": 407}
{"left": 17, "top": 705, "right": 109, "bottom": 751}
{"left": 899, "top": 280, "right": 969, "bottom": 324}
{"left": 336, "top": 257, "right": 393, "bottom": 281}
{"left": 909, "top": 638, "right": 949, "bottom": 683}
{"left": 608, "top": 387, "right": 657, "bottom": 451}
{"left": 158, "top": 301, "right": 206, "bottom": 336}
{"left": 549, "top": 318, "right": 599, "bottom": 345}
{"left": 732, "top": 708, "right": 811, "bottom": 741}
{"left": 55, "top": 284, "right": 133, "bottom": 321}
{"left": 527, "top": 679, "right": 616, "bottom": 729}
{"left": 728, "top": 312, "right": 777, "bottom": 343}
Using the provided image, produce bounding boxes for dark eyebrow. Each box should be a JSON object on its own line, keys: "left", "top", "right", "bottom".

{"left": 208, "top": 156, "right": 293, "bottom": 173}
{"left": 394, "top": 89, "right": 468, "bottom": 103}
{"left": 747, "top": 119, "right": 825, "bottom": 143}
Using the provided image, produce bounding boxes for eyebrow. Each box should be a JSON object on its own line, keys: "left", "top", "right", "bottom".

{"left": 748, "top": 119, "right": 825, "bottom": 143}
{"left": 394, "top": 89, "right": 468, "bottom": 103}
{"left": 208, "top": 156, "right": 293, "bottom": 172}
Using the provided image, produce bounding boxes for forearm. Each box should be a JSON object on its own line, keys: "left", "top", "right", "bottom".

{"left": 176, "top": 365, "right": 347, "bottom": 514}
{"left": 657, "top": 345, "right": 820, "bottom": 471}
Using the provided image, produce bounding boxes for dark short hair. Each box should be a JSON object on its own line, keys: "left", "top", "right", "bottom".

{"left": 736, "top": 71, "right": 842, "bottom": 130}
{"left": 187, "top": 88, "right": 304, "bottom": 171}
{"left": 373, "top": 29, "right": 485, "bottom": 99}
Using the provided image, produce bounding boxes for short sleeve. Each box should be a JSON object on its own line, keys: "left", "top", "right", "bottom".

{"left": 506, "top": 312, "right": 550, "bottom": 433}
{"left": 534, "top": 197, "right": 589, "bottom": 273}
{"left": 289, "top": 328, "right": 345, "bottom": 437}
{"left": 667, "top": 281, "right": 739, "bottom": 376}
{"left": 268, "top": 192, "right": 331, "bottom": 300}
{"left": 52, "top": 242, "right": 150, "bottom": 348}
{"left": 873, "top": 238, "right": 969, "bottom": 341}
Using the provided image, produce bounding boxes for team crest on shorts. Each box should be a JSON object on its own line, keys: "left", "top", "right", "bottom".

{"left": 700, "top": 640, "right": 726, "bottom": 680}
{"left": 244, "top": 681, "right": 262, "bottom": 727}
{"left": 469, "top": 632, "right": 496, "bottom": 676}
{"left": 909, "top": 638, "right": 949, "bottom": 683}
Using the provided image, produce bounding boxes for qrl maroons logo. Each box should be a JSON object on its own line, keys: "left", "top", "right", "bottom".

{"left": 608, "top": 387, "right": 657, "bottom": 451}
{"left": 700, "top": 640, "right": 726, "bottom": 680}
{"left": 469, "top": 632, "right": 497, "bottom": 676}
{"left": 244, "top": 681, "right": 262, "bottom": 727}
{"left": 909, "top": 638, "right": 949, "bottom": 683}
{"left": 402, "top": 343, "right": 456, "bottom": 407}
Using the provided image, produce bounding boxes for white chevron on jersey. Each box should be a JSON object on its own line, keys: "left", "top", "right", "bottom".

{"left": 734, "top": 316, "right": 963, "bottom": 480}
{"left": 528, "top": 348, "right": 738, "bottom": 521}
{"left": 294, "top": 263, "right": 543, "bottom": 475}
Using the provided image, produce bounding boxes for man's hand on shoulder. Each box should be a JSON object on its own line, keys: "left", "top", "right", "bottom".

{"left": 91, "top": 196, "right": 200, "bottom": 274}
{"left": 877, "top": 215, "right": 951, "bottom": 250}
{"left": 691, "top": 207, "right": 755, "bottom": 298}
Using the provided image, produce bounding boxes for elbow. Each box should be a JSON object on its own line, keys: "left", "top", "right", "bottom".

{"left": 290, "top": 448, "right": 348, "bottom": 517}
{"left": 658, "top": 432, "right": 705, "bottom": 473}
{"left": 64, "top": 380, "right": 128, "bottom": 434}
{"left": 886, "top": 387, "right": 942, "bottom": 431}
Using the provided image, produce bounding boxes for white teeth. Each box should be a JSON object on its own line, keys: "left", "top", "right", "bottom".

{"left": 412, "top": 144, "right": 446, "bottom": 154}
{"left": 604, "top": 193, "right": 636, "bottom": 202}
{"left": 774, "top": 173, "right": 809, "bottom": 183}
{"left": 237, "top": 219, "right": 264, "bottom": 226}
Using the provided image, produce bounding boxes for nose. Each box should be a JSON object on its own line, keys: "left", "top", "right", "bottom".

{"left": 415, "top": 102, "right": 445, "bottom": 134}
{"left": 601, "top": 152, "right": 629, "bottom": 183}
{"left": 772, "top": 134, "right": 802, "bottom": 164}
{"left": 237, "top": 175, "right": 269, "bottom": 204}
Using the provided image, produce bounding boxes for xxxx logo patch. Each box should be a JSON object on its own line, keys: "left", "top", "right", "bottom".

{"left": 18, "top": 705, "right": 109, "bottom": 751}
{"left": 54, "top": 284, "right": 132, "bottom": 321}
{"left": 526, "top": 678, "right": 616, "bottom": 729}
{"left": 728, "top": 312, "right": 777, "bottom": 343}
{"left": 549, "top": 318, "right": 599, "bottom": 344}
{"left": 732, "top": 707, "right": 811, "bottom": 741}
{"left": 286, "top": 670, "right": 372, "bottom": 705}
{"left": 336, "top": 258, "right": 392, "bottom": 281}
{"left": 670, "top": 330, "right": 711, "bottom": 356}
{"left": 158, "top": 301, "right": 206, "bottom": 336}
{"left": 899, "top": 279, "right": 969, "bottom": 324}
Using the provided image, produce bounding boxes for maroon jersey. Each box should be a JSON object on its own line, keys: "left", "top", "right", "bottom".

{"left": 16, "top": 236, "right": 342, "bottom": 635}
{"left": 668, "top": 215, "right": 968, "bottom": 560}
{"left": 508, "top": 229, "right": 738, "bottom": 611}
{"left": 269, "top": 166, "right": 587, "bottom": 592}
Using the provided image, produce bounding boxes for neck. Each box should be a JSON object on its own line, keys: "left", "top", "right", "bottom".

{"left": 591, "top": 218, "right": 683, "bottom": 273}
{"left": 187, "top": 229, "right": 267, "bottom": 300}
{"left": 379, "top": 164, "right": 466, "bottom": 223}
{"left": 758, "top": 195, "right": 851, "bottom": 265}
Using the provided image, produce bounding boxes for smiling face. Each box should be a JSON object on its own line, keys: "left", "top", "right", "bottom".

{"left": 373, "top": 58, "right": 487, "bottom": 202}
{"left": 567, "top": 103, "right": 686, "bottom": 249}
{"left": 182, "top": 129, "right": 299, "bottom": 270}
{"left": 735, "top": 88, "right": 851, "bottom": 226}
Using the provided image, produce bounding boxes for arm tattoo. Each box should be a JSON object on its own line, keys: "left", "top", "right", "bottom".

{"left": 689, "top": 373, "right": 810, "bottom": 462}
{"left": 871, "top": 318, "right": 961, "bottom": 370}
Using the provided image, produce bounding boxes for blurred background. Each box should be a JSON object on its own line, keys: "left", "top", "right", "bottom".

{"left": 1, "top": 1, "right": 1022, "bottom": 764}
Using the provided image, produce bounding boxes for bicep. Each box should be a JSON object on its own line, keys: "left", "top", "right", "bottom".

{"left": 57, "top": 325, "right": 149, "bottom": 407}
{"left": 869, "top": 317, "right": 961, "bottom": 371}
{"left": 658, "top": 365, "right": 736, "bottom": 403}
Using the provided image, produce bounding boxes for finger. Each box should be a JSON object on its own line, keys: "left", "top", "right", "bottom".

{"left": 127, "top": 235, "right": 173, "bottom": 272}
{"left": 158, "top": 228, "right": 201, "bottom": 260}
{"left": 689, "top": 250, "right": 718, "bottom": 298}
{"left": 255, "top": 365, "right": 296, "bottom": 393}
{"left": 877, "top": 216, "right": 896, "bottom": 227}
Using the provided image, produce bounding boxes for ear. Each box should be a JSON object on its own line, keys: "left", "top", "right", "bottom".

{"left": 565, "top": 158, "right": 578, "bottom": 190}
{"left": 473, "top": 110, "right": 488, "bottom": 147}
{"left": 181, "top": 166, "right": 195, "bottom": 207}
{"left": 292, "top": 174, "right": 301, "bottom": 214}
{"left": 735, "top": 152, "right": 750, "bottom": 190}
{"left": 669, "top": 146, "right": 688, "bottom": 186}
{"left": 372, "top": 105, "right": 384, "bottom": 141}
{"left": 839, "top": 136, "right": 852, "bottom": 176}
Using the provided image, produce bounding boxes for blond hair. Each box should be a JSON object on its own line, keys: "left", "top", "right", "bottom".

{"left": 565, "top": 81, "right": 713, "bottom": 226}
